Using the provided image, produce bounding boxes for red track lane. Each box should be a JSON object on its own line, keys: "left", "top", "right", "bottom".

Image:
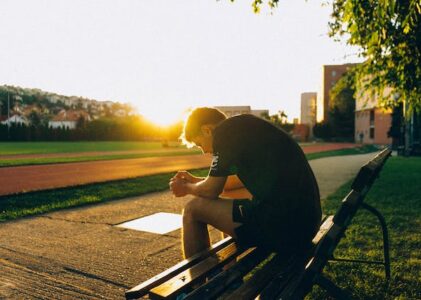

{"left": 0, "top": 143, "right": 357, "bottom": 196}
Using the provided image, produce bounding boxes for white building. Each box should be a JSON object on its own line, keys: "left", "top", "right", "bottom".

{"left": 300, "top": 92, "right": 317, "bottom": 126}
{"left": 1, "top": 115, "right": 28, "bottom": 126}
{"left": 49, "top": 110, "right": 90, "bottom": 129}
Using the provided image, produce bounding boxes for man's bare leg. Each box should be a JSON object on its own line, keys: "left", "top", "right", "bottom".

{"left": 182, "top": 196, "right": 241, "bottom": 259}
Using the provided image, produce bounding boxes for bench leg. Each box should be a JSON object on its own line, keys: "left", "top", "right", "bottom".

{"left": 361, "top": 203, "right": 391, "bottom": 280}
{"left": 315, "top": 275, "right": 352, "bottom": 300}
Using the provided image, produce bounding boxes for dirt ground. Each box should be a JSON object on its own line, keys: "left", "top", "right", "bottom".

{"left": 0, "top": 143, "right": 357, "bottom": 196}
{"left": 0, "top": 152, "right": 378, "bottom": 300}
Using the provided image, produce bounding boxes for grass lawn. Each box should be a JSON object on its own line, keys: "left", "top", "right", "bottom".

{"left": 0, "top": 149, "right": 201, "bottom": 167}
{"left": 306, "top": 144, "right": 378, "bottom": 160}
{"left": 0, "top": 141, "right": 182, "bottom": 155}
{"left": 308, "top": 156, "right": 421, "bottom": 299}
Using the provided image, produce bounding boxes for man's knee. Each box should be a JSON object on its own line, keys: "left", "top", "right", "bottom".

{"left": 182, "top": 196, "right": 205, "bottom": 223}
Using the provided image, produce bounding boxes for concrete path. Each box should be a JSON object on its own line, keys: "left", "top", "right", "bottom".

{"left": 0, "top": 152, "right": 378, "bottom": 299}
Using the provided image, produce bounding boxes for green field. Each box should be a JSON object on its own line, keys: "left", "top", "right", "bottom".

{"left": 0, "top": 141, "right": 182, "bottom": 155}
{"left": 306, "top": 144, "right": 379, "bottom": 160}
{"left": 0, "top": 150, "right": 201, "bottom": 167}
{"left": 308, "top": 156, "right": 421, "bottom": 299}
{"left": 0, "top": 141, "right": 201, "bottom": 167}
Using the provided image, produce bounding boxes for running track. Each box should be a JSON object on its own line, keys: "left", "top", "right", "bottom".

{"left": 0, "top": 143, "right": 356, "bottom": 196}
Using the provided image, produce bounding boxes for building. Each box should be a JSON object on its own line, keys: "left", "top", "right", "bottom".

{"left": 22, "top": 104, "right": 45, "bottom": 116}
{"left": 291, "top": 124, "right": 310, "bottom": 142}
{"left": 355, "top": 88, "right": 392, "bottom": 145}
{"left": 49, "top": 110, "right": 91, "bottom": 129}
{"left": 249, "top": 109, "right": 270, "bottom": 118}
{"left": 300, "top": 92, "right": 317, "bottom": 125}
{"left": 214, "top": 106, "right": 269, "bottom": 118}
{"left": 317, "top": 63, "right": 358, "bottom": 122}
{"left": 300, "top": 92, "right": 317, "bottom": 139}
{"left": 1, "top": 115, "right": 28, "bottom": 126}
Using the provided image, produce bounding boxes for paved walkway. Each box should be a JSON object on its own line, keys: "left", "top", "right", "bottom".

{"left": 0, "top": 152, "right": 378, "bottom": 299}
{"left": 0, "top": 143, "right": 357, "bottom": 196}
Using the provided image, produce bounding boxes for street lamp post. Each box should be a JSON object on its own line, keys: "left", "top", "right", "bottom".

{"left": 7, "top": 91, "right": 10, "bottom": 140}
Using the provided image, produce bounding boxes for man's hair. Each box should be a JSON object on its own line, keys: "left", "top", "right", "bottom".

{"left": 180, "top": 107, "right": 227, "bottom": 147}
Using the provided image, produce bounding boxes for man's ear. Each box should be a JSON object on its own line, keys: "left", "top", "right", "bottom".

{"left": 200, "top": 124, "right": 214, "bottom": 137}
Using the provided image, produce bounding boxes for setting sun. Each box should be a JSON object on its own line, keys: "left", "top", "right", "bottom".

{"left": 135, "top": 103, "right": 188, "bottom": 127}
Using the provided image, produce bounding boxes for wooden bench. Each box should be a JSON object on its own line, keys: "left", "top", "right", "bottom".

{"left": 125, "top": 148, "right": 392, "bottom": 300}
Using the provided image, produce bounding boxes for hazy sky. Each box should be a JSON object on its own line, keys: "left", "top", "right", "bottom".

{"left": 0, "top": 0, "right": 361, "bottom": 125}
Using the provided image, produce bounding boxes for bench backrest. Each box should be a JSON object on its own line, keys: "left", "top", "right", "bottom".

{"left": 280, "top": 148, "right": 392, "bottom": 299}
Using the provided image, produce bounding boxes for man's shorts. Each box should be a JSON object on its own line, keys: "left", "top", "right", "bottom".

{"left": 232, "top": 199, "right": 312, "bottom": 254}
{"left": 232, "top": 199, "right": 279, "bottom": 251}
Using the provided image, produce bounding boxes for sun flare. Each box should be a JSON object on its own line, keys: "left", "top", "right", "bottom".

{"left": 134, "top": 103, "right": 188, "bottom": 127}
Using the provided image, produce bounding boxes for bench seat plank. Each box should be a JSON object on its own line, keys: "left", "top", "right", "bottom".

{"left": 184, "top": 247, "right": 269, "bottom": 300}
{"left": 220, "top": 253, "right": 303, "bottom": 300}
{"left": 125, "top": 237, "right": 235, "bottom": 299}
{"left": 149, "top": 242, "right": 247, "bottom": 300}
{"left": 222, "top": 216, "right": 334, "bottom": 300}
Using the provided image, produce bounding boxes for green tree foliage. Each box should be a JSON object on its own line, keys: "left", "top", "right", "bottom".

{"left": 313, "top": 75, "right": 355, "bottom": 142}
{"left": 28, "top": 111, "right": 42, "bottom": 127}
{"left": 0, "top": 115, "right": 183, "bottom": 142}
{"left": 329, "top": 70, "right": 356, "bottom": 138}
{"left": 260, "top": 111, "right": 294, "bottom": 132}
{"left": 313, "top": 122, "right": 332, "bottom": 140}
{"left": 313, "top": 71, "right": 355, "bottom": 141}
{"left": 329, "top": 0, "right": 421, "bottom": 113}
{"left": 249, "top": 0, "right": 420, "bottom": 113}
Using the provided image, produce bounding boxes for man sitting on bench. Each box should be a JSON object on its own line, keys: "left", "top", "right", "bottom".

{"left": 169, "top": 107, "right": 322, "bottom": 259}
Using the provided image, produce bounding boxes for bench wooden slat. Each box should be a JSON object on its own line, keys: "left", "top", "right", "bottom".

{"left": 219, "top": 216, "right": 335, "bottom": 300}
{"left": 220, "top": 253, "right": 303, "bottom": 300}
{"left": 184, "top": 247, "right": 269, "bottom": 300}
{"left": 312, "top": 216, "right": 334, "bottom": 245}
{"left": 260, "top": 264, "right": 306, "bottom": 300}
{"left": 256, "top": 216, "right": 334, "bottom": 300}
{"left": 351, "top": 149, "right": 391, "bottom": 192}
{"left": 149, "top": 242, "right": 247, "bottom": 300}
{"left": 125, "top": 237, "right": 235, "bottom": 299}
{"left": 333, "top": 190, "right": 360, "bottom": 226}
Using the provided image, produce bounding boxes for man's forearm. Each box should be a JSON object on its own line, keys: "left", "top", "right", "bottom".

{"left": 186, "top": 181, "right": 221, "bottom": 199}
{"left": 191, "top": 176, "right": 205, "bottom": 184}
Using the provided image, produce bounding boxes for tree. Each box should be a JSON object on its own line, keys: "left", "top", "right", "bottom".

{"left": 249, "top": 1, "right": 420, "bottom": 113}
{"left": 278, "top": 110, "right": 288, "bottom": 124}
{"left": 329, "top": 0, "right": 421, "bottom": 114}
{"left": 329, "top": 70, "right": 356, "bottom": 139}
{"left": 28, "top": 111, "right": 42, "bottom": 127}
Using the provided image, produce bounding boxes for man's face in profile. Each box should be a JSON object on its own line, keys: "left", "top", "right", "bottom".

{"left": 191, "top": 125, "right": 214, "bottom": 154}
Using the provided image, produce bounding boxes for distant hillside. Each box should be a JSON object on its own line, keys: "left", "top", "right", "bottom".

{"left": 0, "top": 85, "right": 134, "bottom": 121}
{"left": 0, "top": 85, "right": 184, "bottom": 142}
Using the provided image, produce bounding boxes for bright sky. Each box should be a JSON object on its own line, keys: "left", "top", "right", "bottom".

{"left": 0, "top": 0, "right": 361, "bottom": 126}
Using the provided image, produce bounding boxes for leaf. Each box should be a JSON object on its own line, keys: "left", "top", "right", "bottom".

{"left": 403, "top": 23, "right": 411, "bottom": 34}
